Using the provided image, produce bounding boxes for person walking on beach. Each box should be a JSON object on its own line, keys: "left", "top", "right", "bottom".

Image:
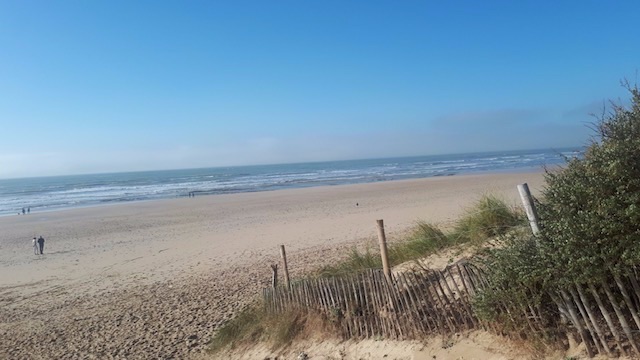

{"left": 37, "top": 236, "right": 45, "bottom": 255}
{"left": 22, "top": 207, "right": 25, "bottom": 215}
{"left": 27, "top": 207, "right": 30, "bottom": 214}
{"left": 32, "top": 237, "right": 38, "bottom": 255}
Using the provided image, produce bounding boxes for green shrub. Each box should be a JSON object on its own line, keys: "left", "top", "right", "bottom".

{"left": 473, "top": 84, "right": 640, "bottom": 344}
{"left": 473, "top": 234, "right": 549, "bottom": 320}
{"left": 538, "top": 85, "right": 640, "bottom": 284}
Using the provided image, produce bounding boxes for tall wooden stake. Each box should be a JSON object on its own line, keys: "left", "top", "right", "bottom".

{"left": 376, "top": 219, "right": 392, "bottom": 283}
{"left": 517, "top": 183, "right": 541, "bottom": 236}
{"left": 279, "top": 245, "right": 291, "bottom": 289}
{"left": 270, "top": 264, "right": 278, "bottom": 289}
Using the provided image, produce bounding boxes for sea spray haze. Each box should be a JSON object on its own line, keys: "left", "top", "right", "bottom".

{"left": 0, "top": 148, "right": 578, "bottom": 216}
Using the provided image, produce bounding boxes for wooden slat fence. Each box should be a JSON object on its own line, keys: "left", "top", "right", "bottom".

{"left": 263, "top": 262, "right": 483, "bottom": 340}
{"left": 549, "top": 270, "right": 640, "bottom": 357}
{"left": 264, "top": 261, "right": 640, "bottom": 358}
{"left": 466, "top": 265, "right": 640, "bottom": 358}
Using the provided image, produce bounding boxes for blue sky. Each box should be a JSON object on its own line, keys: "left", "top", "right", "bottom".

{"left": 0, "top": 1, "right": 638, "bottom": 178}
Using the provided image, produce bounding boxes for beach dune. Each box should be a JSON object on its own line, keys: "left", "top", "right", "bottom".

{"left": 0, "top": 172, "right": 545, "bottom": 359}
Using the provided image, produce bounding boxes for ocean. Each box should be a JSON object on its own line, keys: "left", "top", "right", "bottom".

{"left": 0, "top": 148, "right": 579, "bottom": 216}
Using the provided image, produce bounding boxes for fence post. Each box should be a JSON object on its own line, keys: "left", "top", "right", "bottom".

{"left": 280, "top": 245, "right": 291, "bottom": 289}
{"left": 271, "top": 264, "right": 278, "bottom": 289}
{"left": 517, "top": 183, "right": 540, "bottom": 236}
{"left": 376, "top": 219, "right": 392, "bottom": 283}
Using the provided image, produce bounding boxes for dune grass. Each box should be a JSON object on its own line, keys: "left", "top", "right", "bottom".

{"left": 209, "top": 305, "right": 310, "bottom": 353}
{"left": 209, "top": 194, "right": 525, "bottom": 353}
{"left": 317, "top": 222, "right": 452, "bottom": 277}
{"left": 449, "top": 194, "right": 524, "bottom": 244}
{"left": 208, "top": 306, "right": 263, "bottom": 352}
{"left": 394, "top": 221, "right": 452, "bottom": 259}
{"left": 317, "top": 195, "right": 523, "bottom": 277}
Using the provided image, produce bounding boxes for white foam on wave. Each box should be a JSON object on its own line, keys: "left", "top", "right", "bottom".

{"left": 0, "top": 149, "right": 576, "bottom": 215}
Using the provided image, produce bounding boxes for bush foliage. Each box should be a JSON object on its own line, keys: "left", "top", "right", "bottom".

{"left": 475, "top": 85, "right": 640, "bottom": 322}
{"left": 538, "top": 85, "right": 640, "bottom": 284}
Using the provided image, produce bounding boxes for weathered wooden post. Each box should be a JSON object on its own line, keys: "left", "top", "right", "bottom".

{"left": 517, "top": 183, "right": 540, "bottom": 236}
{"left": 270, "top": 264, "right": 278, "bottom": 289}
{"left": 279, "top": 245, "right": 291, "bottom": 289}
{"left": 376, "top": 219, "right": 392, "bottom": 283}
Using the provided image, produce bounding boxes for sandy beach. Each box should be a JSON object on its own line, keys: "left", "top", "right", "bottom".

{"left": 0, "top": 171, "right": 545, "bottom": 359}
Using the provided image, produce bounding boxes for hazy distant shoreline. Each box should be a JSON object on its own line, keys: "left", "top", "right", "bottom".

{"left": 0, "top": 166, "right": 548, "bottom": 218}
{"left": 0, "top": 148, "right": 574, "bottom": 216}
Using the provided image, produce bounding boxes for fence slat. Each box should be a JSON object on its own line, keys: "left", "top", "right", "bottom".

{"left": 569, "top": 286, "right": 605, "bottom": 355}
{"left": 559, "top": 289, "right": 595, "bottom": 357}
{"left": 352, "top": 274, "right": 365, "bottom": 338}
{"left": 399, "top": 272, "right": 424, "bottom": 337}
{"left": 575, "top": 283, "right": 612, "bottom": 356}
{"left": 384, "top": 272, "right": 405, "bottom": 339}
{"left": 613, "top": 273, "right": 640, "bottom": 331}
{"left": 439, "top": 269, "right": 467, "bottom": 329}
{"left": 415, "top": 271, "right": 439, "bottom": 332}
{"left": 369, "top": 270, "right": 388, "bottom": 338}
{"left": 601, "top": 280, "right": 640, "bottom": 354}
{"left": 588, "top": 283, "right": 627, "bottom": 356}
{"left": 421, "top": 271, "right": 453, "bottom": 334}
{"left": 446, "top": 266, "right": 476, "bottom": 328}
{"left": 408, "top": 271, "right": 436, "bottom": 333}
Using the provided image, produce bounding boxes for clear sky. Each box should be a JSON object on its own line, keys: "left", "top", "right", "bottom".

{"left": 0, "top": 1, "right": 638, "bottom": 178}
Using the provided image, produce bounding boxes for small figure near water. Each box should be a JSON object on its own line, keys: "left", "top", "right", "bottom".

{"left": 27, "top": 207, "right": 30, "bottom": 214}
{"left": 32, "top": 237, "right": 38, "bottom": 255}
{"left": 37, "top": 236, "right": 45, "bottom": 255}
{"left": 22, "top": 208, "right": 25, "bottom": 215}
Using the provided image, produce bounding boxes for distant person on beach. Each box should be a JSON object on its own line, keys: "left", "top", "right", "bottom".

{"left": 22, "top": 208, "right": 25, "bottom": 215}
{"left": 27, "top": 207, "right": 30, "bottom": 214}
{"left": 32, "top": 237, "right": 38, "bottom": 255}
{"left": 37, "top": 236, "right": 45, "bottom": 255}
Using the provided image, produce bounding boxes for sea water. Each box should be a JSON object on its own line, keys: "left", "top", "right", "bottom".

{"left": 0, "top": 148, "right": 580, "bottom": 216}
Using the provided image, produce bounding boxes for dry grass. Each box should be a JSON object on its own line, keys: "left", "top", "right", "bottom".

{"left": 208, "top": 306, "right": 334, "bottom": 354}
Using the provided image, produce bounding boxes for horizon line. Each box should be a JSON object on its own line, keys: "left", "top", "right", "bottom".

{"left": 0, "top": 145, "right": 583, "bottom": 181}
